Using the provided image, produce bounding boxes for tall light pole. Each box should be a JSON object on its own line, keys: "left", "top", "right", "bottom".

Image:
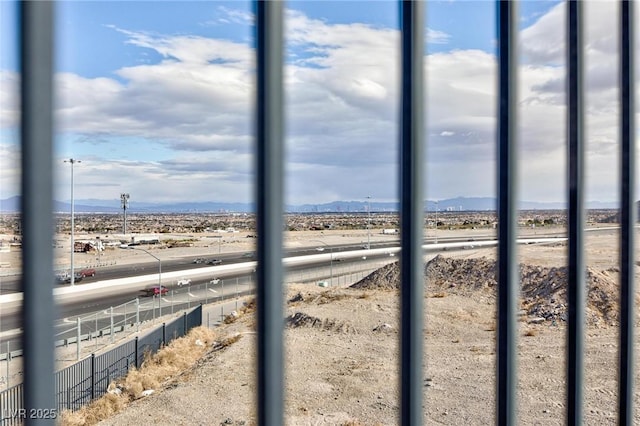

{"left": 366, "top": 196, "right": 371, "bottom": 249}
{"left": 435, "top": 200, "right": 439, "bottom": 244}
{"left": 121, "top": 193, "right": 130, "bottom": 234}
{"left": 64, "top": 158, "right": 80, "bottom": 285}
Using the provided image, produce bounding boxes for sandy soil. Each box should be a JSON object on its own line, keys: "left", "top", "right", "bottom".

{"left": 89, "top": 228, "right": 640, "bottom": 426}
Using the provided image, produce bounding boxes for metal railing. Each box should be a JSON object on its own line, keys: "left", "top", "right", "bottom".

{"left": 0, "top": 306, "right": 202, "bottom": 424}
{"left": 14, "top": 1, "right": 638, "bottom": 425}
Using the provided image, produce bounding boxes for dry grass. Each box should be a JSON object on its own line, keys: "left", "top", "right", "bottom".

{"left": 216, "top": 333, "right": 242, "bottom": 349}
{"left": 223, "top": 312, "right": 239, "bottom": 324}
{"left": 524, "top": 328, "right": 538, "bottom": 337}
{"left": 240, "top": 298, "right": 256, "bottom": 314}
{"left": 60, "top": 326, "right": 217, "bottom": 426}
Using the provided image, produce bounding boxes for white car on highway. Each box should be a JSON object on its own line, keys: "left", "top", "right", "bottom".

{"left": 177, "top": 278, "right": 192, "bottom": 286}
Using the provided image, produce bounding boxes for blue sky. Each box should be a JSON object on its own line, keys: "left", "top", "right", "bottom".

{"left": 1, "top": 1, "right": 638, "bottom": 206}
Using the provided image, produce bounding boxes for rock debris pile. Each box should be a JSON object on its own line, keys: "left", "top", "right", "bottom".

{"left": 286, "top": 312, "right": 356, "bottom": 333}
{"left": 351, "top": 255, "right": 626, "bottom": 326}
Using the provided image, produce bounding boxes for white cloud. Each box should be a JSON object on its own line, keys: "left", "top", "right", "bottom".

{"left": 2, "top": 4, "right": 638, "bottom": 205}
{"left": 0, "top": 143, "right": 20, "bottom": 200}
{"left": 520, "top": 2, "right": 565, "bottom": 65}
{"left": 213, "top": 6, "right": 254, "bottom": 26}
{"left": 0, "top": 70, "right": 19, "bottom": 128}
{"left": 427, "top": 28, "right": 451, "bottom": 45}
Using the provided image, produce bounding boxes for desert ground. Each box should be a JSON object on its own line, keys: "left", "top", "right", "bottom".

{"left": 50, "top": 227, "right": 636, "bottom": 426}
{"left": 2, "top": 225, "right": 638, "bottom": 425}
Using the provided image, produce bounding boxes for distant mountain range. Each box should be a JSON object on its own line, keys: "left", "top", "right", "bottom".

{"left": 0, "top": 195, "right": 633, "bottom": 214}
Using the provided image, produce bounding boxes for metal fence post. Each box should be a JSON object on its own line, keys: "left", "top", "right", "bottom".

{"left": 162, "top": 323, "right": 166, "bottom": 346}
{"left": 110, "top": 306, "right": 114, "bottom": 343}
{"left": 497, "top": 1, "right": 519, "bottom": 424}
{"left": 135, "top": 337, "right": 139, "bottom": 368}
{"left": 399, "top": 3, "right": 426, "bottom": 423}
{"left": 6, "top": 341, "right": 9, "bottom": 389}
{"left": 95, "top": 312, "right": 98, "bottom": 350}
{"left": 77, "top": 317, "right": 81, "bottom": 361}
{"left": 20, "top": 1, "right": 56, "bottom": 418}
{"left": 90, "top": 353, "right": 95, "bottom": 400}
{"left": 566, "top": 2, "right": 586, "bottom": 422}
{"left": 136, "top": 298, "right": 140, "bottom": 333}
{"left": 183, "top": 311, "right": 187, "bottom": 336}
{"left": 618, "top": 1, "right": 636, "bottom": 422}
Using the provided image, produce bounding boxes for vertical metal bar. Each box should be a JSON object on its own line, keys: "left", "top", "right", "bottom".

{"left": 90, "top": 354, "right": 95, "bottom": 400}
{"left": 566, "top": 1, "right": 585, "bottom": 424}
{"left": 19, "top": 1, "right": 57, "bottom": 423}
{"left": 255, "top": 1, "right": 284, "bottom": 425}
{"left": 399, "top": 1, "right": 425, "bottom": 425}
{"left": 6, "top": 341, "right": 9, "bottom": 389}
{"left": 110, "top": 306, "right": 114, "bottom": 343}
{"left": 77, "top": 317, "right": 81, "bottom": 361}
{"left": 618, "top": 1, "right": 636, "bottom": 423}
{"left": 496, "top": 1, "right": 518, "bottom": 424}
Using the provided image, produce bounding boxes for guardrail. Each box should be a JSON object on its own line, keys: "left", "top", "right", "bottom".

{"left": 0, "top": 237, "right": 566, "bottom": 308}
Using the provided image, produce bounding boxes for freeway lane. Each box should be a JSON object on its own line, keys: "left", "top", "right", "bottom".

{"left": 0, "top": 252, "right": 397, "bottom": 353}
{"left": 0, "top": 227, "right": 618, "bottom": 294}
{"left": 0, "top": 235, "right": 504, "bottom": 294}
{"left": 0, "top": 235, "right": 569, "bottom": 335}
{"left": 0, "top": 240, "right": 401, "bottom": 294}
{"left": 0, "top": 236, "right": 571, "bottom": 357}
{"left": 0, "top": 250, "right": 397, "bottom": 334}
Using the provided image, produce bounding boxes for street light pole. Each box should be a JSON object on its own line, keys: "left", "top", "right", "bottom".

{"left": 435, "top": 200, "right": 438, "bottom": 244}
{"left": 366, "top": 196, "right": 371, "bottom": 249}
{"left": 122, "top": 246, "right": 162, "bottom": 315}
{"left": 120, "top": 193, "right": 130, "bottom": 235}
{"left": 64, "top": 158, "right": 80, "bottom": 285}
{"left": 311, "top": 240, "right": 333, "bottom": 285}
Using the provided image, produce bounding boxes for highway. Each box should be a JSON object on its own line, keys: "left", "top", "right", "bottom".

{"left": 0, "top": 250, "right": 400, "bottom": 354}
{"left": 0, "top": 239, "right": 404, "bottom": 295}
{"left": 0, "top": 235, "right": 569, "bottom": 353}
{"left": 0, "top": 234, "right": 503, "bottom": 295}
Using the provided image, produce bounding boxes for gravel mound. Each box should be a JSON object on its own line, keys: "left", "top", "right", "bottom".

{"left": 350, "top": 262, "right": 400, "bottom": 290}
{"left": 425, "top": 255, "right": 496, "bottom": 293}
{"left": 286, "top": 312, "right": 356, "bottom": 333}
{"left": 351, "top": 255, "right": 623, "bottom": 326}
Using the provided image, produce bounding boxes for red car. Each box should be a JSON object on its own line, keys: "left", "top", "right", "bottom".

{"left": 143, "top": 285, "right": 169, "bottom": 296}
{"left": 80, "top": 268, "right": 96, "bottom": 277}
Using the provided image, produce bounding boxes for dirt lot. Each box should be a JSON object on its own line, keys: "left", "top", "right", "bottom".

{"left": 76, "top": 228, "right": 640, "bottom": 426}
